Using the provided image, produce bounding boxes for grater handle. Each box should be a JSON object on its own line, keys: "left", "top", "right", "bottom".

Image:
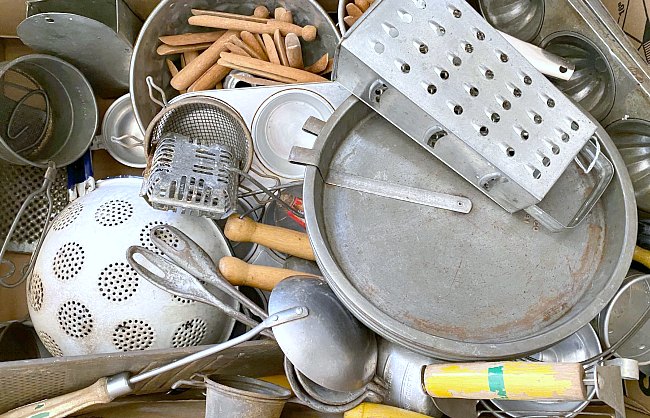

{"left": 524, "top": 136, "right": 614, "bottom": 232}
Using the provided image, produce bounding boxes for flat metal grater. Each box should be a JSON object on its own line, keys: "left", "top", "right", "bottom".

{"left": 334, "top": 0, "right": 613, "bottom": 230}
{"left": 142, "top": 134, "right": 239, "bottom": 219}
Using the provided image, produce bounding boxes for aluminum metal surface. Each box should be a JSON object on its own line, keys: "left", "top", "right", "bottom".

{"left": 491, "top": 324, "right": 601, "bottom": 417}
{"left": 301, "top": 97, "right": 636, "bottom": 359}
{"left": 20, "top": 0, "right": 142, "bottom": 97}
{"left": 335, "top": 0, "right": 598, "bottom": 214}
{"left": 599, "top": 274, "right": 650, "bottom": 368}
{"left": 100, "top": 94, "right": 146, "bottom": 168}
{"left": 130, "top": 0, "right": 340, "bottom": 133}
{"left": 326, "top": 170, "right": 472, "bottom": 213}
{"left": 480, "top": 0, "right": 650, "bottom": 213}
{"left": 205, "top": 375, "right": 291, "bottom": 418}
{"left": 479, "top": 0, "right": 545, "bottom": 42}
{"left": 268, "top": 277, "right": 377, "bottom": 392}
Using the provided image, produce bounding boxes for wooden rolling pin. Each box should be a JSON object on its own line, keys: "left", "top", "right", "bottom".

{"left": 218, "top": 52, "right": 327, "bottom": 83}
{"left": 170, "top": 29, "right": 237, "bottom": 90}
{"left": 423, "top": 362, "right": 587, "bottom": 401}
{"left": 634, "top": 246, "right": 650, "bottom": 269}
{"left": 224, "top": 215, "right": 315, "bottom": 261}
{"left": 219, "top": 256, "right": 318, "bottom": 291}
{"left": 345, "top": 403, "right": 430, "bottom": 418}
{"left": 189, "top": 15, "right": 318, "bottom": 41}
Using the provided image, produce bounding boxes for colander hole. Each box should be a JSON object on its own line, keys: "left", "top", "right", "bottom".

{"left": 171, "top": 318, "right": 207, "bottom": 348}
{"left": 57, "top": 301, "right": 94, "bottom": 338}
{"left": 53, "top": 242, "right": 85, "bottom": 281}
{"left": 491, "top": 113, "right": 500, "bottom": 123}
{"left": 542, "top": 157, "right": 551, "bottom": 167}
{"left": 94, "top": 200, "right": 134, "bottom": 227}
{"left": 98, "top": 263, "right": 140, "bottom": 302}
{"left": 524, "top": 76, "right": 532, "bottom": 85}
{"left": 476, "top": 30, "right": 485, "bottom": 40}
{"left": 37, "top": 331, "right": 63, "bottom": 357}
{"left": 485, "top": 69, "right": 494, "bottom": 80}
{"left": 112, "top": 319, "right": 155, "bottom": 351}
{"left": 52, "top": 202, "right": 83, "bottom": 231}
{"left": 28, "top": 273, "right": 43, "bottom": 311}
{"left": 521, "top": 130, "right": 529, "bottom": 140}
{"left": 453, "top": 105, "right": 463, "bottom": 115}
{"left": 506, "top": 147, "right": 516, "bottom": 157}
{"left": 502, "top": 100, "right": 511, "bottom": 110}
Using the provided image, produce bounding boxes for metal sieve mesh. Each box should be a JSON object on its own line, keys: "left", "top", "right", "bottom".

{"left": 171, "top": 318, "right": 207, "bottom": 348}
{"left": 145, "top": 97, "right": 253, "bottom": 171}
{"left": 52, "top": 242, "right": 85, "bottom": 281}
{"left": 98, "top": 262, "right": 140, "bottom": 303}
{"left": 0, "top": 161, "right": 68, "bottom": 253}
{"left": 112, "top": 319, "right": 156, "bottom": 352}
{"left": 94, "top": 200, "right": 135, "bottom": 227}
{"left": 57, "top": 300, "right": 94, "bottom": 338}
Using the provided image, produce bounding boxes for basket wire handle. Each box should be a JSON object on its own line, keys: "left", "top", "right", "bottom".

{"left": 0, "top": 162, "right": 57, "bottom": 288}
{"left": 146, "top": 76, "right": 168, "bottom": 108}
{"left": 234, "top": 169, "right": 303, "bottom": 219}
{"left": 7, "top": 88, "right": 50, "bottom": 154}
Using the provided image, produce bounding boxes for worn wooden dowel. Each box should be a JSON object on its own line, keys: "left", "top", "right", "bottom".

{"left": 156, "top": 42, "right": 212, "bottom": 56}
{"left": 183, "top": 50, "right": 199, "bottom": 65}
{"left": 231, "top": 72, "right": 286, "bottom": 86}
{"left": 305, "top": 53, "right": 328, "bottom": 73}
{"left": 219, "top": 52, "right": 327, "bottom": 83}
{"left": 229, "top": 35, "right": 262, "bottom": 59}
{"left": 225, "top": 42, "right": 251, "bottom": 57}
{"left": 254, "top": 5, "right": 270, "bottom": 18}
{"left": 189, "top": 15, "right": 317, "bottom": 41}
{"left": 218, "top": 58, "right": 296, "bottom": 83}
{"left": 274, "top": 7, "right": 293, "bottom": 23}
{"left": 159, "top": 31, "right": 225, "bottom": 46}
{"left": 262, "top": 33, "right": 281, "bottom": 65}
{"left": 188, "top": 62, "right": 231, "bottom": 91}
{"left": 354, "top": 0, "right": 370, "bottom": 12}
{"left": 241, "top": 31, "right": 268, "bottom": 61}
{"left": 273, "top": 29, "right": 289, "bottom": 66}
{"left": 285, "top": 33, "right": 304, "bottom": 69}
{"left": 346, "top": 3, "right": 363, "bottom": 18}
{"left": 191, "top": 9, "right": 269, "bottom": 23}
{"left": 344, "top": 15, "right": 358, "bottom": 27}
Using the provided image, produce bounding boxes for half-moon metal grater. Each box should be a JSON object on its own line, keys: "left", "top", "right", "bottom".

{"left": 333, "top": 0, "right": 614, "bottom": 231}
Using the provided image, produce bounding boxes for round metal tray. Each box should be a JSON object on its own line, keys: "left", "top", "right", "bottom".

{"left": 302, "top": 97, "right": 636, "bottom": 359}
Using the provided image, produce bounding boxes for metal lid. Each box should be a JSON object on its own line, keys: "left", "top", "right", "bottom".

{"left": 101, "top": 94, "right": 146, "bottom": 168}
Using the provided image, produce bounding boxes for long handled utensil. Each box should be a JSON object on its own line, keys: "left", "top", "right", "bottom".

{"left": 218, "top": 256, "right": 319, "bottom": 291}
{"left": 0, "top": 308, "right": 307, "bottom": 418}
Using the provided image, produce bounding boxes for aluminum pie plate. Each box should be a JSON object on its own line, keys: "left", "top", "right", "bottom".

{"left": 253, "top": 89, "right": 334, "bottom": 179}
{"left": 301, "top": 97, "right": 636, "bottom": 360}
{"left": 491, "top": 324, "right": 601, "bottom": 417}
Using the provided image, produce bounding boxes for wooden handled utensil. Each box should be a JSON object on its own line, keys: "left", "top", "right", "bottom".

{"left": 224, "top": 215, "right": 315, "bottom": 261}
{"left": 285, "top": 33, "right": 304, "bottom": 69}
{"left": 219, "top": 256, "right": 318, "bottom": 291}
{"left": 189, "top": 15, "right": 318, "bottom": 41}
{"left": 423, "top": 362, "right": 587, "bottom": 401}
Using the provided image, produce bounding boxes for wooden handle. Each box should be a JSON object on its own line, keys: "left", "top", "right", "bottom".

{"left": 345, "top": 403, "right": 430, "bottom": 418}
{"left": 170, "top": 29, "right": 237, "bottom": 90}
{"left": 305, "top": 53, "right": 329, "bottom": 73}
{"left": 254, "top": 6, "right": 270, "bottom": 18}
{"left": 274, "top": 7, "right": 293, "bottom": 23}
{"left": 285, "top": 33, "right": 304, "bottom": 69}
{"left": 191, "top": 9, "right": 269, "bottom": 23}
{"left": 230, "top": 34, "right": 264, "bottom": 60}
{"left": 423, "top": 362, "right": 587, "bottom": 401}
{"left": 262, "top": 33, "right": 281, "bottom": 65}
{"left": 159, "top": 31, "right": 225, "bottom": 46}
{"left": 634, "top": 246, "right": 650, "bottom": 269}
{"left": 273, "top": 29, "right": 289, "bottom": 66}
{"left": 156, "top": 42, "right": 212, "bottom": 56}
{"left": 1, "top": 378, "right": 115, "bottom": 418}
{"left": 218, "top": 52, "right": 327, "bottom": 83}
{"left": 187, "top": 62, "right": 231, "bottom": 91}
{"left": 241, "top": 31, "right": 268, "bottom": 60}
{"left": 219, "top": 256, "right": 318, "bottom": 291}
{"left": 189, "top": 15, "right": 317, "bottom": 41}
{"left": 224, "top": 215, "right": 315, "bottom": 260}
{"left": 183, "top": 50, "right": 199, "bottom": 65}
{"left": 354, "top": 0, "right": 370, "bottom": 12}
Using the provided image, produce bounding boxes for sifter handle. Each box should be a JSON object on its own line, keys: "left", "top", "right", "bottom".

{"left": 218, "top": 256, "right": 318, "bottom": 291}
{"left": 224, "top": 215, "right": 315, "bottom": 261}
{"left": 634, "top": 246, "right": 650, "bottom": 269}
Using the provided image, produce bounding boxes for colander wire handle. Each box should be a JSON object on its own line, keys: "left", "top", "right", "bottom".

{"left": 0, "top": 162, "right": 57, "bottom": 288}
{"left": 146, "top": 76, "right": 168, "bottom": 108}
{"left": 149, "top": 225, "right": 268, "bottom": 319}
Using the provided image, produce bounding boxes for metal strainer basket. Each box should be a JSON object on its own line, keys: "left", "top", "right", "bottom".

{"left": 143, "top": 96, "right": 253, "bottom": 171}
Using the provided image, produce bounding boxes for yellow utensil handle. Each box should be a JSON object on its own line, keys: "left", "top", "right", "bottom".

{"left": 634, "top": 246, "right": 650, "bottom": 269}
{"left": 423, "top": 362, "right": 586, "bottom": 401}
{"left": 345, "top": 403, "right": 432, "bottom": 418}
{"left": 1, "top": 378, "right": 115, "bottom": 418}
{"left": 224, "top": 215, "right": 315, "bottom": 261}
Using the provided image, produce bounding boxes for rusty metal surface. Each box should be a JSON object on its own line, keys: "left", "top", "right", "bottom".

{"left": 302, "top": 97, "right": 636, "bottom": 360}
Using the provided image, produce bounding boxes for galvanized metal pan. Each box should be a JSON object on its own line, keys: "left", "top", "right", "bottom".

{"left": 297, "top": 97, "right": 637, "bottom": 360}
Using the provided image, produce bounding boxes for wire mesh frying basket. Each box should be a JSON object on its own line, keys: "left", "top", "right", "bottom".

{"left": 142, "top": 97, "right": 254, "bottom": 218}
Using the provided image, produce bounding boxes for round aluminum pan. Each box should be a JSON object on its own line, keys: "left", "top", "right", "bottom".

{"left": 478, "top": 0, "right": 545, "bottom": 43}
{"left": 101, "top": 94, "right": 146, "bottom": 168}
{"left": 131, "top": 0, "right": 340, "bottom": 133}
{"left": 253, "top": 89, "right": 334, "bottom": 179}
{"left": 599, "top": 273, "right": 650, "bottom": 368}
{"left": 491, "top": 324, "right": 601, "bottom": 417}
{"left": 302, "top": 97, "right": 636, "bottom": 360}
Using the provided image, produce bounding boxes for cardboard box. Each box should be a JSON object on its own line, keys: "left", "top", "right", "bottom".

{"left": 603, "top": 0, "right": 650, "bottom": 63}
{"left": 0, "top": 0, "right": 26, "bottom": 37}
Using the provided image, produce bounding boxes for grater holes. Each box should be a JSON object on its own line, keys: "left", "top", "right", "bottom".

{"left": 479, "top": 126, "right": 489, "bottom": 136}
{"left": 401, "top": 63, "right": 411, "bottom": 73}
{"left": 98, "top": 262, "right": 140, "bottom": 302}
{"left": 94, "top": 200, "right": 134, "bottom": 227}
{"left": 476, "top": 30, "right": 485, "bottom": 41}
{"left": 533, "top": 169, "right": 542, "bottom": 179}
{"left": 453, "top": 105, "right": 463, "bottom": 115}
{"left": 542, "top": 157, "right": 551, "bottom": 167}
{"left": 484, "top": 69, "right": 494, "bottom": 80}
{"left": 499, "top": 52, "right": 509, "bottom": 62}
{"left": 521, "top": 130, "right": 529, "bottom": 140}
{"left": 533, "top": 114, "right": 543, "bottom": 124}
{"left": 171, "top": 318, "right": 207, "bottom": 348}
{"left": 464, "top": 43, "right": 473, "bottom": 53}
{"left": 502, "top": 100, "right": 511, "bottom": 110}
{"left": 427, "top": 84, "right": 437, "bottom": 95}
{"left": 523, "top": 75, "right": 532, "bottom": 85}
{"left": 552, "top": 145, "right": 560, "bottom": 155}
{"left": 547, "top": 98, "right": 555, "bottom": 108}
{"left": 427, "top": 130, "right": 447, "bottom": 147}
{"left": 561, "top": 133, "right": 570, "bottom": 142}
{"left": 506, "top": 147, "right": 516, "bottom": 157}
{"left": 139, "top": 221, "right": 166, "bottom": 255}
{"left": 57, "top": 301, "right": 94, "bottom": 338}
{"left": 571, "top": 121, "right": 579, "bottom": 131}
{"left": 491, "top": 113, "right": 500, "bottom": 123}
{"left": 112, "top": 319, "right": 155, "bottom": 351}
{"left": 28, "top": 273, "right": 43, "bottom": 311}
{"left": 451, "top": 8, "right": 461, "bottom": 18}
{"left": 440, "top": 70, "right": 449, "bottom": 80}
{"left": 411, "top": 0, "right": 426, "bottom": 9}
{"left": 37, "top": 331, "right": 63, "bottom": 357}
{"left": 418, "top": 44, "right": 428, "bottom": 54}
{"left": 469, "top": 87, "right": 479, "bottom": 97}
{"left": 52, "top": 202, "right": 83, "bottom": 231}
{"left": 53, "top": 242, "right": 85, "bottom": 281}
{"left": 429, "top": 20, "right": 446, "bottom": 36}
{"left": 513, "top": 88, "right": 522, "bottom": 98}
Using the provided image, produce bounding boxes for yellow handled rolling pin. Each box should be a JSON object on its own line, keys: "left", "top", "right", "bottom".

{"left": 634, "top": 245, "right": 650, "bottom": 269}
{"left": 345, "top": 403, "right": 431, "bottom": 418}
{"left": 423, "top": 362, "right": 587, "bottom": 401}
